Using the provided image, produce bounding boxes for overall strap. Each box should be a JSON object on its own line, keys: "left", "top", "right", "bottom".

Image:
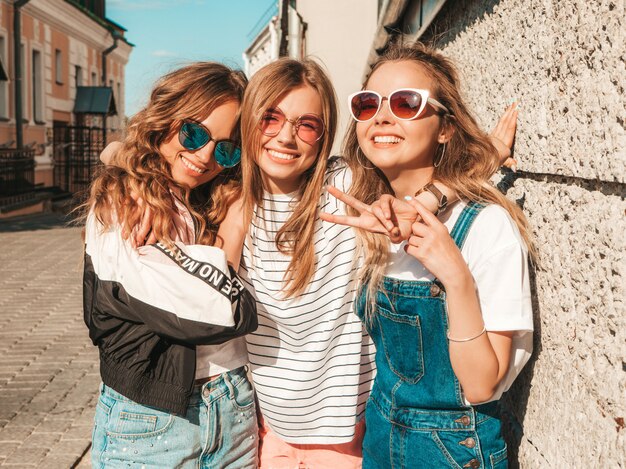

{"left": 449, "top": 201, "right": 486, "bottom": 250}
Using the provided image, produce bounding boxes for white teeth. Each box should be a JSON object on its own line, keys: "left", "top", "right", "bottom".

{"left": 181, "top": 156, "right": 205, "bottom": 174}
{"left": 268, "top": 149, "right": 298, "bottom": 160}
{"left": 374, "top": 136, "right": 403, "bottom": 144}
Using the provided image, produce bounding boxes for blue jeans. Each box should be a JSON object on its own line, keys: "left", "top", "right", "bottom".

{"left": 358, "top": 202, "right": 508, "bottom": 468}
{"left": 91, "top": 366, "right": 258, "bottom": 468}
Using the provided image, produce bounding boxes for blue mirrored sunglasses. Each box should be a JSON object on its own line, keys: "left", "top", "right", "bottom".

{"left": 178, "top": 121, "right": 241, "bottom": 168}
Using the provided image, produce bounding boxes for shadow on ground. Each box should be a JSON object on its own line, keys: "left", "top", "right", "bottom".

{"left": 0, "top": 212, "right": 79, "bottom": 233}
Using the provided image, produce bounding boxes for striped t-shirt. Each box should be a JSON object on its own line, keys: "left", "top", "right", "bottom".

{"left": 240, "top": 162, "right": 376, "bottom": 444}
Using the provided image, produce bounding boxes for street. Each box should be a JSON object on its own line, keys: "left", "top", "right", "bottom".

{"left": 0, "top": 213, "right": 97, "bottom": 468}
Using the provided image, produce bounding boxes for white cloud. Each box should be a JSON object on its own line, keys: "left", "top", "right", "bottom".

{"left": 151, "top": 50, "right": 178, "bottom": 57}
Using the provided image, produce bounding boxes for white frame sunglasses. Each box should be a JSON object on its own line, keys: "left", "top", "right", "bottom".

{"left": 348, "top": 88, "right": 449, "bottom": 122}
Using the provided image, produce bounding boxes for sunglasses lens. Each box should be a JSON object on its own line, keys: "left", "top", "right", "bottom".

{"left": 214, "top": 142, "right": 241, "bottom": 168}
{"left": 259, "top": 110, "right": 284, "bottom": 136}
{"left": 350, "top": 92, "right": 380, "bottom": 121}
{"left": 296, "top": 116, "right": 324, "bottom": 144}
{"left": 390, "top": 90, "right": 423, "bottom": 119}
{"left": 179, "top": 122, "right": 210, "bottom": 150}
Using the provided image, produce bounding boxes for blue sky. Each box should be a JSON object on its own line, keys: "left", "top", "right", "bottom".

{"left": 107, "top": 0, "right": 277, "bottom": 117}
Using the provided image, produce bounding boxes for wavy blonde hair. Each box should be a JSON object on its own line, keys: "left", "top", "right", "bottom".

{"left": 343, "top": 42, "right": 534, "bottom": 314}
{"left": 85, "top": 62, "right": 247, "bottom": 245}
{"left": 240, "top": 58, "right": 338, "bottom": 297}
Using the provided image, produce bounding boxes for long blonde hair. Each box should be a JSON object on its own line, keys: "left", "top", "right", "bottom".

{"left": 343, "top": 42, "right": 534, "bottom": 311}
{"left": 240, "top": 58, "right": 338, "bottom": 297}
{"left": 86, "top": 62, "right": 247, "bottom": 245}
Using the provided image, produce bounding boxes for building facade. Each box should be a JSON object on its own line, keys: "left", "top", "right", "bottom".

{"left": 0, "top": 0, "right": 131, "bottom": 210}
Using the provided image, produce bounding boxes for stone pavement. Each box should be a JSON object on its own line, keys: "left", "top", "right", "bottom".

{"left": 0, "top": 213, "right": 98, "bottom": 468}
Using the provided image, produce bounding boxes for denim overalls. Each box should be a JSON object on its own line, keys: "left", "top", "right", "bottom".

{"left": 358, "top": 202, "right": 508, "bottom": 469}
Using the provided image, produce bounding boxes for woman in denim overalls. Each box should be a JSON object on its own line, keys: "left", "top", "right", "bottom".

{"left": 323, "top": 42, "right": 534, "bottom": 468}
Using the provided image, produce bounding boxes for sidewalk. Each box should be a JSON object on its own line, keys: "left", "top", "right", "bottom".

{"left": 0, "top": 213, "right": 97, "bottom": 468}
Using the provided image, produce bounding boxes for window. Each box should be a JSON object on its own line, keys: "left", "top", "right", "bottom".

{"left": 401, "top": 0, "right": 447, "bottom": 38}
{"left": 0, "top": 36, "right": 8, "bottom": 118}
{"left": 55, "top": 49, "right": 63, "bottom": 84}
{"left": 32, "top": 49, "right": 43, "bottom": 122}
{"left": 75, "top": 65, "right": 83, "bottom": 87}
{"left": 21, "top": 44, "right": 27, "bottom": 119}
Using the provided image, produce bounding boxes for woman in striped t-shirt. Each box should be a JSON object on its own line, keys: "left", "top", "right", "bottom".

{"left": 237, "top": 58, "right": 454, "bottom": 468}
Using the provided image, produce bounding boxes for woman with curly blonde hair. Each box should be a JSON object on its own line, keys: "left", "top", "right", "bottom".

{"left": 83, "top": 62, "right": 258, "bottom": 468}
{"left": 323, "top": 42, "right": 533, "bottom": 468}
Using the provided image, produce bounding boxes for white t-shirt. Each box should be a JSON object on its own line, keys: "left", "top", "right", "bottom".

{"left": 240, "top": 163, "right": 376, "bottom": 444}
{"left": 386, "top": 200, "right": 533, "bottom": 403}
{"left": 171, "top": 196, "right": 248, "bottom": 379}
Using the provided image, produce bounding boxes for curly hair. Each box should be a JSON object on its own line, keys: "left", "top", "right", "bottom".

{"left": 85, "top": 62, "right": 247, "bottom": 246}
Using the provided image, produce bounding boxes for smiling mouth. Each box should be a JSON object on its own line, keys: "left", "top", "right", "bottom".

{"left": 181, "top": 156, "right": 207, "bottom": 174}
{"left": 267, "top": 149, "right": 299, "bottom": 161}
{"left": 373, "top": 136, "right": 403, "bottom": 144}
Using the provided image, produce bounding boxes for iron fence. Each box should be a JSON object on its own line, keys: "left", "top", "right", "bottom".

{"left": 0, "top": 148, "right": 36, "bottom": 197}
{"left": 53, "top": 124, "right": 105, "bottom": 197}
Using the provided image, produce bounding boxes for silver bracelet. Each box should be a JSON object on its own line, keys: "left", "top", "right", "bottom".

{"left": 447, "top": 326, "right": 486, "bottom": 343}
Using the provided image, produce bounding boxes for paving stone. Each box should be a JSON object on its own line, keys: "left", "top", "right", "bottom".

{"left": 20, "top": 432, "right": 63, "bottom": 449}
{"left": 0, "top": 427, "right": 38, "bottom": 443}
{"left": 48, "top": 438, "right": 91, "bottom": 457}
{"left": 33, "top": 419, "right": 73, "bottom": 434}
{"left": 0, "top": 215, "right": 98, "bottom": 467}
{"left": 2, "top": 446, "right": 48, "bottom": 465}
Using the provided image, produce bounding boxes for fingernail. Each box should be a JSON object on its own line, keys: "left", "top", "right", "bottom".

{"left": 511, "top": 164, "right": 517, "bottom": 173}
{"left": 404, "top": 195, "right": 413, "bottom": 201}
{"left": 508, "top": 98, "right": 517, "bottom": 106}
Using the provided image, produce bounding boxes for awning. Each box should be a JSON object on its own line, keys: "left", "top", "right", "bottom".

{"left": 73, "top": 86, "right": 117, "bottom": 115}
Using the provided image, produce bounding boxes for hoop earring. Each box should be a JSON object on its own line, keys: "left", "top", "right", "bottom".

{"left": 434, "top": 142, "right": 446, "bottom": 168}
{"left": 356, "top": 151, "right": 376, "bottom": 170}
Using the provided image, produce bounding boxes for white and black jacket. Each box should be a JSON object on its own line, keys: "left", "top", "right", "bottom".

{"left": 83, "top": 212, "right": 257, "bottom": 415}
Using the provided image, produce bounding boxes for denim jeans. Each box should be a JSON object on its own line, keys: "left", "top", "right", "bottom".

{"left": 91, "top": 366, "right": 258, "bottom": 468}
{"left": 358, "top": 202, "right": 508, "bottom": 469}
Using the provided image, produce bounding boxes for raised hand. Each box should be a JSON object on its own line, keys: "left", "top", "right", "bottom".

{"left": 100, "top": 141, "right": 123, "bottom": 165}
{"left": 127, "top": 197, "right": 158, "bottom": 247}
{"left": 320, "top": 186, "right": 419, "bottom": 243}
{"left": 489, "top": 102, "right": 519, "bottom": 170}
{"left": 404, "top": 199, "right": 470, "bottom": 286}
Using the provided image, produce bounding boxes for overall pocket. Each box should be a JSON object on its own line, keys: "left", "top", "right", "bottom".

{"left": 431, "top": 430, "right": 482, "bottom": 469}
{"left": 376, "top": 303, "right": 425, "bottom": 383}
{"left": 490, "top": 445, "right": 508, "bottom": 469}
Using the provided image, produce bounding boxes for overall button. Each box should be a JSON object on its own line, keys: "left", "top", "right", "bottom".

{"left": 430, "top": 284, "right": 441, "bottom": 296}
{"left": 459, "top": 437, "right": 476, "bottom": 448}
{"left": 202, "top": 387, "right": 210, "bottom": 398}
{"left": 455, "top": 415, "right": 471, "bottom": 426}
{"left": 463, "top": 459, "right": 480, "bottom": 468}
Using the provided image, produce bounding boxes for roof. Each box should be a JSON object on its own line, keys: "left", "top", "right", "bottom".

{"left": 73, "top": 86, "right": 117, "bottom": 115}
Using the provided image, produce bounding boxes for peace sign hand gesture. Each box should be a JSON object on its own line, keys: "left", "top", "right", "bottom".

{"left": 320, "top": 186, "right": 419, "bottom": 243}
{"left": 403, "top": 199, "right": 470, "bottom": 287}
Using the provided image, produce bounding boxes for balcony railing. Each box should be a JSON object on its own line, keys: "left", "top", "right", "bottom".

{"left": 0, "top": 148, "right": 36, "bottom": 198}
